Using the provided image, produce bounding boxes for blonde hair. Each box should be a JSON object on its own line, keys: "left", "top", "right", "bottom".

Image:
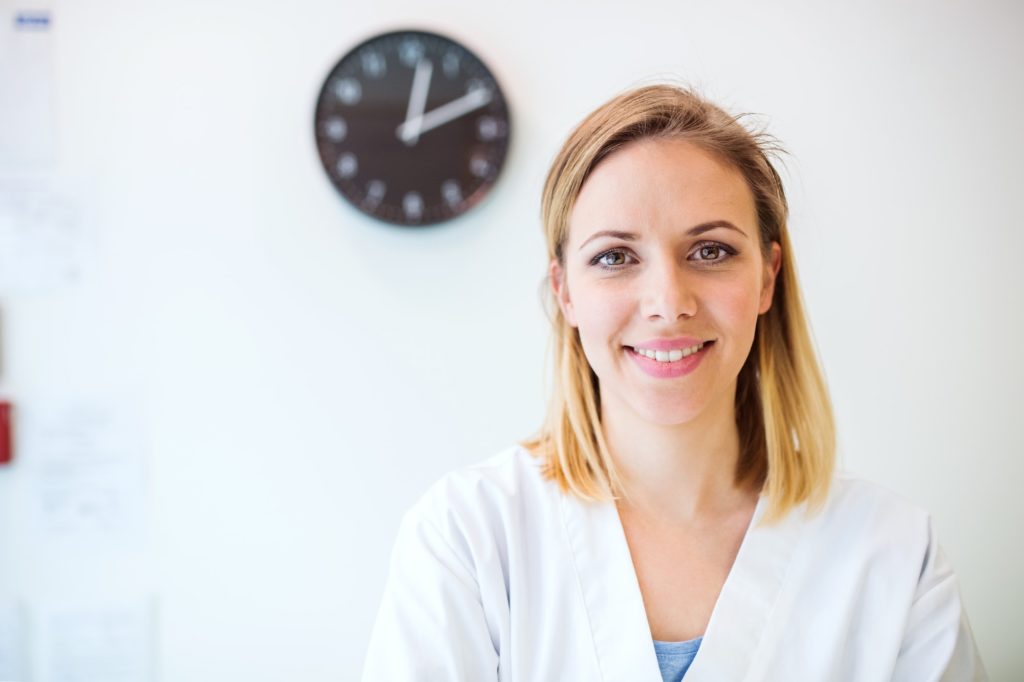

{"left": 519, "top": 83, "right": 835, "bottom": 526}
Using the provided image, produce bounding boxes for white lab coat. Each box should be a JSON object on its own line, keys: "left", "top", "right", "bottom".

{"left": 362, "top": 444, "right": 987, "bottom": 681}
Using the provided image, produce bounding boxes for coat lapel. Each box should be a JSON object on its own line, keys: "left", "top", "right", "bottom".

{"left": 559, "top": 489, "right": 663, "bottom": 682}
{"left": 684, "top": 494, "right": 806, "bottom": 681}
{"left": 560, "top": 487, "right": 807, "bottom": 682}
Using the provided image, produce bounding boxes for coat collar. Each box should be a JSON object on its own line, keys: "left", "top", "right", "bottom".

{"left": 559, "top": 486, "right": 807, "bottom": 682}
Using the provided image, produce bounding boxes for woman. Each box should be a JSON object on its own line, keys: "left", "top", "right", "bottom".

{"left": 361, "top": 83, "right": 987, "bottom": 681}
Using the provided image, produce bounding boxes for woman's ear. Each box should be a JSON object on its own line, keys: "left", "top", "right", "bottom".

{"left": 759, "top": 242, "right": 782, "bottom": 315}
{"left": 549, "top": 259, "right": 578, "bottom": 327}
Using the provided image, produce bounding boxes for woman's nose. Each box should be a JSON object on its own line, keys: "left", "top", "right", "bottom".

{"left": 640, "top": 256, "right": 697, "bottom": 321}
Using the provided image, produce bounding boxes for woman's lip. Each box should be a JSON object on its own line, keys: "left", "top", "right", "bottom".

{"left": 629, "top": 337, "right": 713, "bottom": 351}
{"left": 625, "top": 342, "right": 712, "bottom": 378}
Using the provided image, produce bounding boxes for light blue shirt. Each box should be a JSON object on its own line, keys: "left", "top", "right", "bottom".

{"left": 653, "top": 635, "right": 703, "bottom": 682}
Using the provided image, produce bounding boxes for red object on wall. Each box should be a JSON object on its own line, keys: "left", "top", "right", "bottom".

{"left": 0, "top": 401, "right": 11, "bottom": 465}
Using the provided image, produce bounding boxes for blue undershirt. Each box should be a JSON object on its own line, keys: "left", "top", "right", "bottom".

{"left": 652, "top": 635, "right": 703, "bottom": 682}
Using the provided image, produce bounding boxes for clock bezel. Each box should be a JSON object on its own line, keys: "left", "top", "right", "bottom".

{"left": 313, "top": 28, "right": 513, "bottom": 228}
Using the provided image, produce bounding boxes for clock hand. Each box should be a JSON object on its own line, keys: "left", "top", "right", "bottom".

{"left": 396, "top": 87, "right": 492, "bottom": 143}
{"left": 401, "top": 59, "right": 433, "bottom": 146}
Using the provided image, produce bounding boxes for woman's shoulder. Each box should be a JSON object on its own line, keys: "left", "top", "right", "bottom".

{"left": 396, "top": 444, "right": 553, "bottom": 550}
{"left": 412, "top": 443, "right": 547, "bottom": 507}
{"left": 811, "top": 471, "right": 945, "bottom": 574}
{"left": 824, "top": 471, "right": 933, "bottom": 528}
{"left": 827, "top": 471, "right": 930, "bottom": 517}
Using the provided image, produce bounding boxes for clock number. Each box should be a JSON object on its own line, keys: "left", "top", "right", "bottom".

{"left": 336, "top": 152, "right": 358, "bottom": 179}
{"left": 365, "top": 179, "right": 387, "bottom": 208}
{"left": 441, "top": 179, "right": 462, "bottom": 207}
{"left": 465, "top": 77, "right": 489, "bottom": 95}
{"left": 399, "top": 39, "right": 425, "bottom": 68}
{"left": 361, "top": 50, "right": 386, "bottom": 79}
{"left": 476, "top": 116, "right": 499, "bottom": 141}
{"left": 442, "top": 51, "right": 460, "bottom": 78}
{"left": 403, "top": 191, "right": 424, "bottom": 220}
{"left": 333, "top": 77, "right": 362, "bottom": 105}
{"left": 324, "top": 116, "right": 348, "bottom": 142}
{"left": 469, "top": 152, "right": 491, "bottom": 178}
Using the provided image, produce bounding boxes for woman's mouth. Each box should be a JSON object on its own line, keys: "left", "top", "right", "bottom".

{"left": 624, "top": 340, "right": 715, "bottom": 378}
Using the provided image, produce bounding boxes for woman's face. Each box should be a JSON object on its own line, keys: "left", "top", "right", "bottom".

{"left": 550, "top": 137, "right": 781, "bottom": 426}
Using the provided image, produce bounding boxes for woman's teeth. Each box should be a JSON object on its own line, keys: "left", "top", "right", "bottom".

{"left": 632, "top": 342, "right": 705, "bottom": 362}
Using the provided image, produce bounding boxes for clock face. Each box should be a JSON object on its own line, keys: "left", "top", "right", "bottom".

{"left": 314, "top": 29, "right": 511, "bottom": 227}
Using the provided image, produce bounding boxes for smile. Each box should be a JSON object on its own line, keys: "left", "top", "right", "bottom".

{"left": 631, "top": 342, "right": 706, "bottom": 362}
{"left": 624, "top": 341, "right": 714, "bottom": 378}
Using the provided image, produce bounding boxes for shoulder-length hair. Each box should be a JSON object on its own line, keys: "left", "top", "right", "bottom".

{"left": 519, "top": 82, "right": 835, "bottom": 526}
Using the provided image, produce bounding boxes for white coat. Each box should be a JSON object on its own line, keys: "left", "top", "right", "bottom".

{"left": 362, "top": 444, "right": 987, "bottom": 681}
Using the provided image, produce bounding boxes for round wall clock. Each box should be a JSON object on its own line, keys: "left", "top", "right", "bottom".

{"left": 314, "top": 29, "right": 512, "bottom": 227}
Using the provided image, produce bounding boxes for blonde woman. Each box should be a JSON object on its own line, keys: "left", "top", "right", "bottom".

{"left": 362, "top": 84, "right": 987, "bottom": 681}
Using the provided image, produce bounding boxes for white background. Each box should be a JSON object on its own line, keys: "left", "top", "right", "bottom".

{"left": 0, "top": 0, "right": 1020, "bottom": 679}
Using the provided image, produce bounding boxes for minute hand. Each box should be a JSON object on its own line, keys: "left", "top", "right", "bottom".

{"left": 397, "top": 88, "right": 492, "bottom": 142}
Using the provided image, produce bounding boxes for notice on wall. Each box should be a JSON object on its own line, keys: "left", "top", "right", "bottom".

{"left": 0, "top": 600, "right": 29, "bottom": 682}
{"left": 0, "top": 1, "right": 57, "bottom": 171}
{"left": 0, "top": 3, "right": 95, "bottom": 296}
{"left": 0, "top": 179, "right": 93, "bottom": 295}
{"left": 35, "top": 598, "right": 156, "bottom": 682}
{"left": 25, "top": 399, "right": 149, "bottom": 550}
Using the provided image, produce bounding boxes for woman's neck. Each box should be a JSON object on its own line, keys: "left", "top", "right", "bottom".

{"left": 601, "top": 386, "right": 755, "bottom": 527}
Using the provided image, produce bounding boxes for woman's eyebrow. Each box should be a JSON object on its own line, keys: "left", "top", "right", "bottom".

{"left": 578, "top": 220, "right": 747, "bottom": 251}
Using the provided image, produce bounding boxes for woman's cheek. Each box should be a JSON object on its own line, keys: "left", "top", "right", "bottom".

{"left": 574, "top": 292, "right": 630, "bottom": 362}
{"left": 576, "top": 283, "right": 630, "bottom": 324}
{"left": 713, "top": 277, "right": 763, "bottom": 321}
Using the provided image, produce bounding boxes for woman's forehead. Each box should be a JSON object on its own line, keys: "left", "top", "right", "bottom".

{"left": 568, "top": 139, "right": 758, "bottom": 245}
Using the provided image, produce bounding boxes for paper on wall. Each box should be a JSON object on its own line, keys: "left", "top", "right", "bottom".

{"left": 0, "top": 4, "right": 95, "bottom": 296}
{"left": 34, "top": 597, "right": 156, "bottom": 682}
{"left": 0, "top": 1, "right": 57, "bottom": 171}
{"left": 0, "top": 179, "right": 92, "bottom": 295}
{"left": 25, "top": 399, "right": 148, "bottom": 549}
{"left": 0, "top": 600, "right": 29, "bottom": 682}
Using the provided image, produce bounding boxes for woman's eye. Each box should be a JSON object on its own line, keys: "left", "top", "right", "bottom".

{"left": 590, "top": 243, "right": 735, "bottom": 270}
{"left": 592, "top": 250, "right": 630, "bottom": 268}
{"left": 691, "top": 242, "right": 735, "bottom": 264}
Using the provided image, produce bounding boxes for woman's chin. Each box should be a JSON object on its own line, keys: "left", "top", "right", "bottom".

{"left": 642, "top": 412, "right": 703, "bottom": 427}
{"left": 631, "top": 399, "right": 706, "bottom": 427}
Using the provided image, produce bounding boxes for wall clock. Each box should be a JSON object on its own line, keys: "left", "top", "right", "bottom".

{"left": 314, "top": 29, "right": 511, "bottom": 227}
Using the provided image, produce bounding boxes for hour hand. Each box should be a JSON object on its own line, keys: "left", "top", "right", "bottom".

{"left": 396, "top": 87, "right": 492, "bottom": 143}
{"left": 401, "top": 59, "right": 433, "bottom": 146}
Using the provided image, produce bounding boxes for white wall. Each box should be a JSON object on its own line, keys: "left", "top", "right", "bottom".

{"left": 0, "top": 0, "right": 1020, "bottom": 679}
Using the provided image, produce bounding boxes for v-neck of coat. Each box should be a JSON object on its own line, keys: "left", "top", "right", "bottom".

{"left": 559, "top": 485, "right": 806, "bottom": 682}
